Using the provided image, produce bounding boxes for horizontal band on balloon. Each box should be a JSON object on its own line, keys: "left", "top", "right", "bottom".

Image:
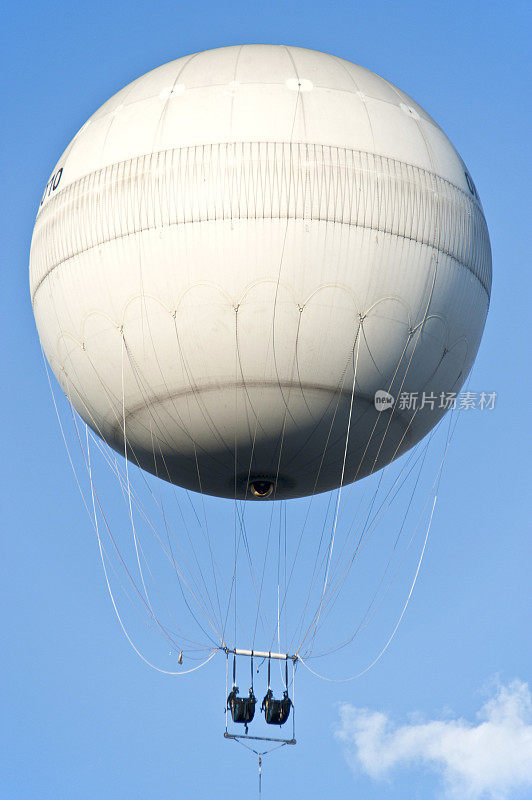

{"left": 30, "top": 141, "right": 491, "bottom": 302}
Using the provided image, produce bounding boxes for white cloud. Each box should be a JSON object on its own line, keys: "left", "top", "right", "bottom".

{"left": 336, "top": 680, "right": 532, "bottom": 799}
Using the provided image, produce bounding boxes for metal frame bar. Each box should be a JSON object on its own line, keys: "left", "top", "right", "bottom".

{"left": 225, "top": 647, "right": 298, "bottom": 662}
{"left": 224, "top": 732, "right": 296, "bottom": 744}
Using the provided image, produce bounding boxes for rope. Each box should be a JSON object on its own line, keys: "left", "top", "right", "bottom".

{"left": 86, "top": 424, "right": 221, "bottom": 647}
{"left": 297, "top": 494, "right": 436, "bottom": 682}
{"left": 127, "top": 320, "right": 226, "bottom": 635}
{"left": 61, "top": 335, "right": 224, "bottom": 647}
{"left": 66, "top": 353, "right": 218, "bottom": 642}
{"left": 296, "top": 381, "right": 458, "bottom": 676}
{"left": 303, "top": 397, "right": 456, "bottom": 662}
{"left": 296, "top": 328, "right": 361, "bottom": 653}
{"left": 86, "top": 423, "right": 218, "bottom": 675}
{"left": 43, "top": 342, "right": 228, "bottom": 664}
{"left": 309, "top": 438, "right": 431, "bottom": 657}
{"left": 295, "top": 186, "right": 444, "bottom": 657}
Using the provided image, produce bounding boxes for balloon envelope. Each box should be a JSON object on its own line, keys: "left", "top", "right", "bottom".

{"left": 30, "top": 45, "right": 491, "bottom": 499}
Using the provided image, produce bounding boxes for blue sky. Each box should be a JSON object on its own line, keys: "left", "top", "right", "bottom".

{"left": 2, "top": 1, "right": 531, "bottom": 798}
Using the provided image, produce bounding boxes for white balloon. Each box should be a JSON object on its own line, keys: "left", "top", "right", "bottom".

{"left": 30, "top": 45, "right": 491, "bottom": 499}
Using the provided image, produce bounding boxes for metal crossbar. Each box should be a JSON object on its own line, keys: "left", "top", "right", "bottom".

{"left": 224, "top": 732, "right": 296, "bottom": 744}
{"left": 224, "top": 647, "right": 298, "bottom": 662}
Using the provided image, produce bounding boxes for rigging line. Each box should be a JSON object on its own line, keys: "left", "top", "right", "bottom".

{"left": 117, "top": 500, "right": 202, "bottom": 645}
{"left": 86, "top": 424, "right": 220, "bottom": 671}
{"left": 325, "top": 460, "right": 387, "bottom": 594}
{"left": 228, "top": 301, "right": 307, "bottom": 651}
{"left": 224, "top": 414, "right": 280, "bottom": 648}
{"left": 106, "top": 453, "right": 203, "bottom": 645}
{"left": 282, "top": 353, "right": 357, "bottom": 650}
{"left": 343, "top": 430, "right": 420, "bottom": 550}
{"left": 305, "top": 426, "right": 425, "bottom": 651}
{"left": 305, "top": 328, "right": 407, "bottom": 641}
{"left": 300, "top": 462, "right": 382, "bottom": 652}
{"left": 120, "top": 338, "right": 230, "bottom": 646}
{"left": 229, "top": 736, "right": 288, "bottom": 758}
{"left": 128, "top": 236, "right": 228, "bottom": 631}
{"left": 86, "top": 428, "right": 207, "bottom": 664}
{"left": 303, "top": 470, "right": 389, "bottom": 657}
{"left": 101, "top": 529, "right": 199, "bottom": 647}
{"left": 222, "top": 506, "right": 264, "bottom": 646}
{"left": 114, "top": 314, "right": 194, "bottom": 458}
{"left": 260, "top": 336, "right": 308, "bottom": 656}
{"left": 284, "top": 500, "right": 288, "bottom": 657}
{"left": 309, "top": 245, "right": 441, "bottom": 637}
{"left": 305, "top": 403, "right": 456, "bottom": 663}
{"left": 277, "top": 501, "right": 282, "bottom": 655}
{"left": 296, "top": 512, "right": 355, "bottom": 659}
{"left": 226, "top": 478, "right": 279, "bottom": 649}
{"left": 39, "top": 212, "right": 224, "bottom": 652}
{"left": 43, "top": 351, "right": 204, "bottom": 651}
{"left": 87, "top": 428, "right": 220, "bottom": 644}
{"left": 121, "top": 331, "right": 184, "bottom": 642}
{"left": 229, "top": 90, "right": 303, "bottom": 644}
{"left": 75, "top": 411, "right": 221, "bottom": 649}
{"left": 323, "top": 348, "right": 450, "bottom": 613}
{"left": 223, "top": 353, "right": 281, "bottom": 648}
{"left": 247, "top": 296, "right": 306, "bottom": 651}
{"left": 282, "top": 224, "right": 365, "bottom": 645}
{"left": 343, "top": 267, "right": 425, "bottom": 500}
{"left": 45, "top": 350, "right": 192, "bottom": 649}
{"left": 274, "top": 501, "right": 288, "bottom": 687}
{"left": 316, "top": 420, "right": 450, "bottom": 659}
{"left": 222, "top": 308, "right": 272, "bottom": 651}
{"left": 296, "top": 326, "right": 362, "bottom": 653}
{"left": 353, "top": 193, "right": 444, "bottom": 489}
{"left": 195, "top": 453, "right": 224, "bottom": 636}
{"left": 224, "top": 149, "right": 307, "bottom": 654}
{"left": 252, "top": 499, "right": 277, "bottom": 648}
{"left": 70, "top": 405, "right": 184, "bottom": 650}
{"left": 282, "top": 325, "right": 362, "bottom": 649}
{"left": 350, "top": 326, "right": 412, "bottom": 487}
{"left": 234, "top": 313, "right": 238, "bottom": 647}
{"left": 41, "top": 348, "right": 95, "bottom": 523}
{"left": 262, "top": 308, "right": 312, "bottom": 657}
{"left": 43, "top": 353, "right": 162, "bottom": 630}
{"left": 221, "top": 315, "right": 271, "bottom": 645}
{"left": 145, "top": 424, "right": 217, "bottom": 647}
{"left": 322, "top": 447, "right": 425, "bottom": 618}
{"left": 122, "top": 333, "right": 224, "bottom": 635}
{"left": 313, "top": 444, "right": 421, "bottom": 632}
{"left": 222, "top": 299, "right": 268, "bottom": 650}
{"left": 170, "top": 308, "right": 234, "bottom": 460}
{"left": 320, "top": 393, "right": 449, "bottom": 661}
{"left": 72, "top": 341, "right": 197, "bottom": 588}
{"left": 287, "top": 485, "right": 339, "bottom": 652}
{"left": 265, "top": 85, "right": 302, "bottom": 426}
{"left": 107, "top": 338, "right": 177, "bottom": 453}
{"left": 297, "top": 493, "right": 437, "bottom": 682}
{"left": 180, "top": 482, "right": 228, "bottom": 633}
{"left": 309, "top": 437, "right": 433, "bottom": 656}
{"left": 281, "top": 316, "right": 362, "bottom": 473}
{"left": 234, "top": 298, "right": 276, "bottom": 441}
{"left": 235, "top": 500, "right": 276, "bottom": 646}
{"left": 322, "top": 464, "right": 394, "bottom": 608}
{"left": 90, "top": 425, "right": 208, "bottom": 609}
{"left": 318, "top": 370, "right": 443, "bottom": 623}
{"left": 89, "top": 460, "right": 207, "bottom": 651}
{"left": 170, "top": 318, "right": 226, "bottom": 634}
